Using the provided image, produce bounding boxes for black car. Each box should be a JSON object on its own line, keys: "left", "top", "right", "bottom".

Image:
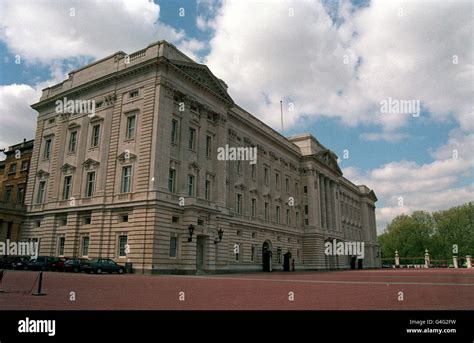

{"left": 0, "top": 256, "right": 31, "bottom": 270}
{"left": 64, "top": 258, "right": 89, "bottom": 272}
{"left": 10, "top": 256, "right": 31, "bottom": 270}
{"left": 27, "top": 256, "right": 63, "bottom": 271}
{"left": 80, "top": 258, "right": 125, "bottom": 274}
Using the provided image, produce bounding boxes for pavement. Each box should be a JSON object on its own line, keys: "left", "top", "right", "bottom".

{"left": 1, "top": 268, "right": 473, "bottom": 310}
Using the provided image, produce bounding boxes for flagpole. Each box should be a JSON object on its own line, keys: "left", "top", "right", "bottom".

{"left": 280, "top": 100, "right": 284, "bottom": 135}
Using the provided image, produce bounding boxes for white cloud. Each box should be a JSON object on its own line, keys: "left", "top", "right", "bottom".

{"left": 204, "top": 0, "right": 473, "bottom": 234}
{"left": 360, "top": 131, "right": 410, "bottom": 142}
{"left": 205, "top": 0, "right": 473, "bottom": 133}
{"left": 0, "top": 0, "right": 204, "bottom": 64}
{"left": 0, "top": 64, "right": 70, "bottom": 156}
{"left": 0, "top": 84, "right": 38, "bottom": 153}
{"left": 343, "top": 131, "right": 474, "bottom": 234}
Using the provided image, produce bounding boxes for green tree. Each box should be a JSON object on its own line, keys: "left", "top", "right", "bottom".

{"left": 379, "top": 211, "right": 435, "bottom": 262}
{"left": 432, "top": 202, "right": 474, "bottom": 259}
{"left": 378, "top": 202, "right": 474, "bottom": 263}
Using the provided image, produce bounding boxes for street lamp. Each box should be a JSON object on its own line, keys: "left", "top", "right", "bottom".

{"left": 187, "top": 224, "right": 195, "bottom": 242}
{"left": 214, "top": 228, "right": 224, "bottom": 244}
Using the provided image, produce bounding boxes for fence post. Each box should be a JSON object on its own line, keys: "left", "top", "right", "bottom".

{"left": 395, "top": 250, "right": 400, "bottom": 268}
{"left": 32, "top": 271, "right": 46, "bottom": 296}
{"left": 424, "top": 249, "right": 430, "bottom": 268}
{"left": 0, "top": 270, "right": 4, "bottom": 293}
{"left": 466, "top": 255, "right": 472, "bottom": 269}
{"left": 453, "top": 256, "right": 458, "bottom": 269}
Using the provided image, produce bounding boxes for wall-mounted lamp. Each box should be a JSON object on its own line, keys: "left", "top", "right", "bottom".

{"left": 187, "top": 224, "right": 195, "bottom": 242}
{"left": 214, "top": 228, "right": 224, "bottom": 244}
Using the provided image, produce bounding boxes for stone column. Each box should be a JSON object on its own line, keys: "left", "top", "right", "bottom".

{"left": 466, "top": 255, "right": 472, "bottom": 268}
{"left": 329, "top": 181, "right": 336, "bottom": 232}
{"left": 395, "top": 250, "right": 400, "bottom": 267}
{"left": 215, "top": 115, "right": 227, "bottom": 207}
{"left": 324, "top": 178, "right": 331, "bottom": 230}
{"left": 453, "top": 255, "right": 458, "bottom": 269}
{"left": 320, "top": 175, "right": 327, "bottom": 228}
{"left": 424, "top": 249, "right": 430, "bottom": 268}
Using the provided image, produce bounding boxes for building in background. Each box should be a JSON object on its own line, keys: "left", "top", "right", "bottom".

{"left": 0, "top": 139, "right": 34, "bottom": 241}
{"left": 21, "top": 41, "right": 379, "bottom": 273}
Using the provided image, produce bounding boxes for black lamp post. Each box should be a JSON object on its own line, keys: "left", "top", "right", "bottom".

{"left": 187, "top": 224, "right": 195, "bottom": 242}
{"left": 214, "top": 228, "right": 224, "bottom": 244}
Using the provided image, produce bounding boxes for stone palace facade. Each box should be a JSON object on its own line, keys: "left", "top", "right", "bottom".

{"left": 21, "top": 41, "right": 380, "bottom": 273}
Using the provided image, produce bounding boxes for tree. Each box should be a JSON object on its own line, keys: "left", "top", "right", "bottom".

{"left": 379, "top": 211, "right": 434, "bottom": 262}
{"left": 378, "top": 202, "right": 474, "bottom": 262}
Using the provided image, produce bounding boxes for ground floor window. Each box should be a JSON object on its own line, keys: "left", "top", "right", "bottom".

{"left": 118, "top": 235, "right": 128, "bottom": 257}
{"left": 251, "top": 244, "right": 257, "bottom": 262}
{"left": 82, "top": 236, "right": 89, "bottom": 257}
{"left": 169, "top": 236, "right": 178, "bottom": 258}
{"left": 57, "top": 237, "right": 65, "bottom": 256}
{"left": 277, "top": 247, "right": 282, "bottom": 264}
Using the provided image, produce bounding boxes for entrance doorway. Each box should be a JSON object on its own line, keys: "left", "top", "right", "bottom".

{"left": 350, "top": 256, "right": 357, "bottom": 270}
{"left": 262, "top": 240, "right": 273, "bottom": 272}
{"left": 196, "top": 236, "right": 207, "bottom": 271}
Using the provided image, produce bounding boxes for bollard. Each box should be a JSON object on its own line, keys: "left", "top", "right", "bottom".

{"left": 467, "top": 255, "right": 472, "bottom": 269}
{"left": 453, "top": 256, "right": 458, "bottom": 269}
{"left": 395, "top": 250, "right": 400, "bottom": 268}
{"left": 32, "top": 271, "right": 46, "bottom": 296}
{"left": 0, "top": 270, "right": 4, "bottom": 293}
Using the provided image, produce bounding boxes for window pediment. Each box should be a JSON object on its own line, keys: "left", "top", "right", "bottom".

{"left": 36, "top": 169, "right": 50, "bottom": 179}
{"left": 117, "top": 151, "right": 137, "bottom": 163}
{"left": 82, "top": 158, "right": 100, "bottom": 170}
{"left": 68, "top": 122, "right": 80, "bottom": 129}
{"left": 188, "top": 161, "right": 200, "bottom": 172}
{"left": 60, "top": 163, "right": 76, "bottom": 174}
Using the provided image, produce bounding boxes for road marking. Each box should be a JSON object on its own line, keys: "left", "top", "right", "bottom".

{"left": 164, "top": 275, "right": 474, "bottom": 287}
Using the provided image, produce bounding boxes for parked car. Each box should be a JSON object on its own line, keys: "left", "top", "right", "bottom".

{"left": 81, "top": 258, "right": 125, "bottom": 274}
{"left": 27, "top": 256, "right": 64, "bottom": 271}
{"left": 64, "top": 258, "right": 89, "bottom": 272}
{"left": 10, "top": 256, "right": 31, "bottom": 270}
{"left": 0, "top": 256, "right": 31, "bottom": 270}
{"left": 0, "top": 256, "right": 13, "bottom": 269}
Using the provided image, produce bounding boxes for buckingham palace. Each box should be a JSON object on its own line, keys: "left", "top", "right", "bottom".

{"left": 20, "top": 40, "right": 380, "bottom": 273}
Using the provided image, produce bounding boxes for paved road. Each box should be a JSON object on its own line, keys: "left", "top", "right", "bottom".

{"left": 1, "top": 269, "right": 473, "bottom": 310}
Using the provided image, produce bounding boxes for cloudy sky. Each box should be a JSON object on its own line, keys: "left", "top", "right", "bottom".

{"left": 0, "top": 0, "right": 472, "bottom": 233}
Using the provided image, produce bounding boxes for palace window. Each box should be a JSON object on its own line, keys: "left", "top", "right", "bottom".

{"left": 187, "top": 175, "right": 195, "bottom": 196}
{"left": 121, "top": 166, "right": 132, "bottom": 193}
{"left": 275, "top": 205, "right": 281, "bottom": 223}
{"left": 63, "top": 175, "right": 72, "bottom": 200}
{"left": 91, "top": 124, "right": 101, "bottom": 147}
{"left": 171, "top": 120, "right": 179, "bottom": 144}
{"left": 43, "top": 138, "right": 52, "bottom": 159}
{"left": 169, "top": 236, "right": 178, "bottom": 258}
{"left": 68, "top": 130, "right": 78, "bottom": 153}
{"left": 126, "top": 114, "right": 136, "bottom": 140}
{"left": 251, "top": 198, "right": 257, "bottom": 217}
{"left": 168, "top": 168, "right": 176, "bottom": 193}
{"left": 82, "top": 236, "right": 89, "bottom": 257}
{"left": 236, "top": 194, "right": 242, "bottom": 214}
{"left": 205, "top": 180, "right": 211, "bottom": 200}
{"left": 206, "top": 135, "right": 212, "bottom": 158}
{"left": 251, "top": 164, "right": 256, "bottom": 180}
{"left": 36, "top": 181, "right": 46, "bottom": 204}
{"left": 118, "top": 235, "right": 128, "bottom": 257}
{"left": 188, "top": 128, "right": 196, "bottom": 150}
{"left": 57, "top": 237, "right": 65, "bottom": 256}
{"left": 85, "top": 171, "right": 95, "bottom": 197}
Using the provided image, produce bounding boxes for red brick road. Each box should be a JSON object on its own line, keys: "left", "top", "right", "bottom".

{"left": 1, "top": 269, "right": 473, "bottom": 310}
